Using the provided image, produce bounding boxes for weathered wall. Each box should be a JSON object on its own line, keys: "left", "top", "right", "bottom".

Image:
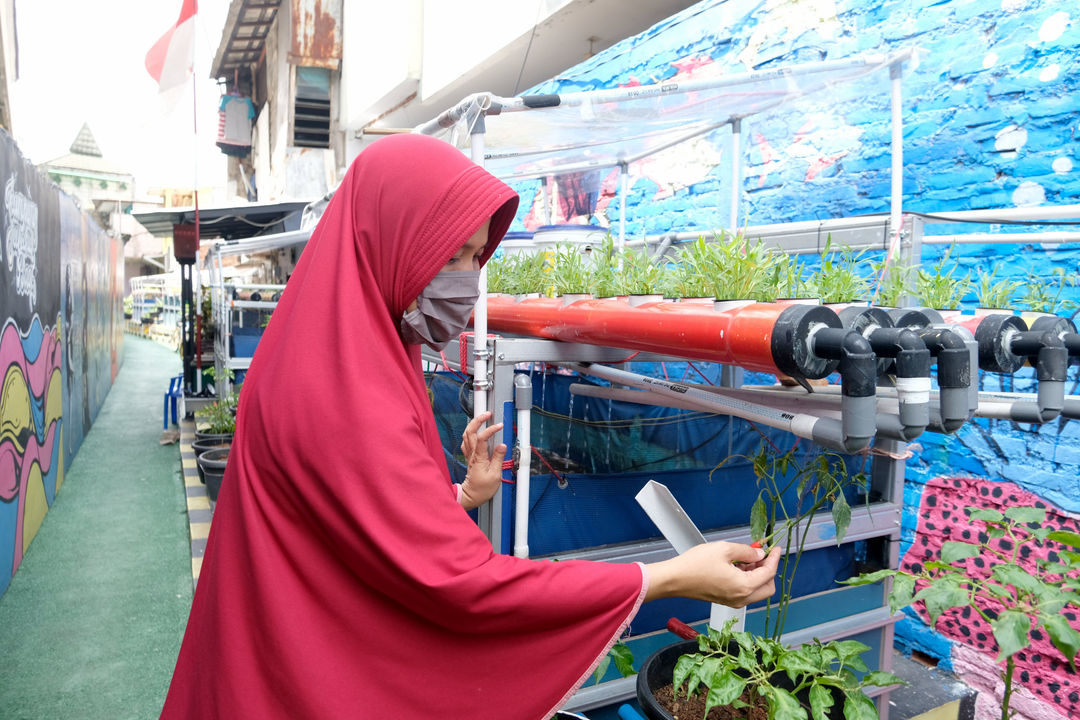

{"left": 511, "top": 1, "right": 1080, "bottom": 716}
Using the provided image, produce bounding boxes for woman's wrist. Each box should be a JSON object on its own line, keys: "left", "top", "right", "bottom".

{"left": 642, "top": 557, "right": 681, "bottom": 602}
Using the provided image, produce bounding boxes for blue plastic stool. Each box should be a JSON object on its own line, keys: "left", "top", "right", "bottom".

{"left": 163, "top": 374, "right": 183, "bottom": 429}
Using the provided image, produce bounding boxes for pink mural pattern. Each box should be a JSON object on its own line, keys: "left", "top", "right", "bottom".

{"left": 0, "top": 316, "right": 62, "bottom": 574}
{"left": 902, "top": 477, "right": 1080, "bottom": 714}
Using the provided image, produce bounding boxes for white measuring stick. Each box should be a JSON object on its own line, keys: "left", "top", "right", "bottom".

{"left": 635, "top": 480, "right": 746, "bottom": 632}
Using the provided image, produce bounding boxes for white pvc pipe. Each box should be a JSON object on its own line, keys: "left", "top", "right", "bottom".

{"left": 513, "top": 374, "right": 532, "bottom": 558}
{"left": 889, "top": 61, "right": 904, "bottom": 264}
{"left": 471, "top": 131, "right": 488, "bottom": 420}
{"left": 730, "top": 118, "right": 741, "bottom": 229}
{"left": 618, "top": 163, "right": 628, "bottom": 250}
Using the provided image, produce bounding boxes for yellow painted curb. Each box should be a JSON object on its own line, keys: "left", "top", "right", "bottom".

{"left": 190, "top": 522, "right": 211, "bottom": 540}
{"left": 187, "top": 496, "right": 210, "bottom": 511}
{"left": 191, "top": 556, "right": 203, "bottom": 579}
{"left": 185, "top": 475, "right": 201, "bottom": 488}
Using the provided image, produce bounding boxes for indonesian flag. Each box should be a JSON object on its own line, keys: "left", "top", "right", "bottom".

{"left": 145, "top": 0, "right": 198, "bottom": 92}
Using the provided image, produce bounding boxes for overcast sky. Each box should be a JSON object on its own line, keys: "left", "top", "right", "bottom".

{"left": 11, "top": 0, "right": 230, "bottom": 195}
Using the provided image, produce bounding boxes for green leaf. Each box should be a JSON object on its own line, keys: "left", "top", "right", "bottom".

{"left": 778, "top": 649, "right": 828, "bottom": 681}
{"left": 591, "top": 655, "right": 610, "bottom": 685}
{"left": 703, "top": 669, "right": 746, "bottom": 707}
{"left": 832, "top": 493, "right": 851, "bottom": 545}
{"left": 1048, "top": 530, "right": 1080, "bottom": 549}
{"left": 808, "top": 684, "right": 834, "bottom": 720}
{"left": 889, "top": 573, "right": 917, "bottom": 614}
{"left": 830, "top": 640, "right": 871, "bottom": 666}
{"left": 750, "top": 494, "right": 768, "bottom": 543}
{"left": 762, "top": 684, "right": 808, "bottom": 720}
{"left": 839, "top": 569, "right": 895, "bottom": 586}
{"left": 991, "top": 610, "right": 1033, "bottom": 661}
{"left": 1005, "top": 507, "right": 1047, "bottom": 524}
{"left": 940, "top": 541, "right": 981, "bottom": 564}
{"left": 610, "top": 643, "right": 635, "bottom": 677}
{"left": 861, "top": 671, "right": 904, "bottom": 688}
{"left": 992, "top": 565, "right": 1042, "bottom": 595}
{"left": 914, "top": 583, "right": 970, "bottom": 625}
{"left": 672, "top": 655, "right": 699, "bottom": 699}
{"left": 843, "top": 691, "right": 880, "bottom": 720}
{"left": 1042, "top": 613, "right": 1080, "bottom": 667}
{"left": 967, "top": 507, "right": 1004, "bottom": 523}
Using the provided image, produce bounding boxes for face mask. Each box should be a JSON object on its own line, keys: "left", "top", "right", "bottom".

{"left": 399, "top": 269, "right": 481, "bottom": 350}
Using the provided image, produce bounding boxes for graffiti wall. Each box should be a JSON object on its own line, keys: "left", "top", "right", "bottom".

{"left": 514, "top": 1, "right": 1080, "bottom": 717}
{"left": 0, "top": 129, "right": 122, "bottom": 597}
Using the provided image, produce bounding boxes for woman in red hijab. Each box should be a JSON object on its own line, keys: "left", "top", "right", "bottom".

{"left": 162, "top": 133, "right": 779, "bottom": 719}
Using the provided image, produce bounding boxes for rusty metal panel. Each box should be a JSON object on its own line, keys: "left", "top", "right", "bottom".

{"left": 289, "top": 0, "right": 341, "bottom": 69}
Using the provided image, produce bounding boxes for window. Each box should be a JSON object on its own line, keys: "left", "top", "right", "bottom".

{"left": 293, "top": 67, "right": 331, "bottom": 149}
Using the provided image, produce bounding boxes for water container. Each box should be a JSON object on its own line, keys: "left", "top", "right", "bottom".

{"left": 532, "top": 224, "right": 606, "bottom": 255}
{"left": 499, "top": 231, "right": 536, "bottom": 257}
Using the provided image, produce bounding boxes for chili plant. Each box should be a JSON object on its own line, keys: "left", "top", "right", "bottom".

{"left": 712, "top": 444, "right": 866, "bottom": 640}
{"left": 843, "top": 505, "right": 1080, "bottom": 720}
{"left": 673, "top": 618, "right": 901, "bottom": 720}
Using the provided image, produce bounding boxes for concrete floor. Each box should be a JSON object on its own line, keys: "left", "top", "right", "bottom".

{"left": 0, "top": 337, "right": 192, "bottom": 720}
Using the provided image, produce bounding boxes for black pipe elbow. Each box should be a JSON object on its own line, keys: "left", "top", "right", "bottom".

{"left": 1007, "top": 331, "right": 1068, "bottom": 382}
{"left": 812, "top": 328, "right": 877, "bottom": 398}
{"left": 918, "top": 328, "right": 971, "bottom": 389}
{"left": 867, "top": 328, "right": 931, "bottom": 378}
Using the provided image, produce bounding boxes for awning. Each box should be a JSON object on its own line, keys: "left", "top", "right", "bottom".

{"left": 132, "top": 200, "right": 311, "bottom": 240}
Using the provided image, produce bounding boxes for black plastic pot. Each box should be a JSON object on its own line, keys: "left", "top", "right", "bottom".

{"left": 636, "top": 640, "right": 847, "bottom": 720}
{"left": 198, "top": 447, "right": 230, "bottom": 502}
{"left": 195, "top": 430, "right": 233, "bottom": 444}
{"left": 192, "top": 438, "right": 231, "bottom": 484}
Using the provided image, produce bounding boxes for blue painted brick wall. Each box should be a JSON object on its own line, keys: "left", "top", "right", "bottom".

{"left": 509, "top": 0, "right": 1080, "bottom": 696}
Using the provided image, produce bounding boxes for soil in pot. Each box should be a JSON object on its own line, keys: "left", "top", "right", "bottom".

{"left": 653, "top": 683, "right": 769, "bottom": 720}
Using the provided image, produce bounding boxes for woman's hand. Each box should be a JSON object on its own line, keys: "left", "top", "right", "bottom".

{"left": 643, "top": 542, "right": 781, "bottom": 606}
{"left": 458, "top": 411, "right": 506, "bottom": 510}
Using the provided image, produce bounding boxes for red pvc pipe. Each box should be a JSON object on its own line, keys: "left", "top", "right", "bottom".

{"left": 483, "top": 296, "right": 789, "bottom": 375}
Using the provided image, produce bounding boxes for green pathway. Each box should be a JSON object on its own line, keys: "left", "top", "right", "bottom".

{"left": 0, "top": 336, "right": 192, "bottom": 720}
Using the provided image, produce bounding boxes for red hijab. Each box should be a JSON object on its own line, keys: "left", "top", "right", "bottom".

{"left": 162, "top": 134, "right": 646, "bottom": 719}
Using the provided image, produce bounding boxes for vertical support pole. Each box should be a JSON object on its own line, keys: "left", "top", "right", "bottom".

{"left": 470, "top": 118, "right": 490, "bottom": 422}
{"left": 889, "top": 61, "right": 904, "bottom": 265}
{"left": 618, "top": 162, "right": 628, "bottom": 250}
{"left": 730, "top": 118, "right": 742, "bottom": 230}
{"left": 513, "top": 373, "right": 533, "bottom": 558}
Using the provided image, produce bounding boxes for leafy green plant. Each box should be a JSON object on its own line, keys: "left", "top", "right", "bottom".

{"left": 673, "top": 618, "right": 901, "bottom": 720}
{"left": 721, "top": 445, "right": 865, "bottom": 640}
{"left": 713, "top": 232, "right": 780, "bottom": 301}
{"left": 870, "top": 259, "right": 914, "bottom": 307}
{"left": 843, "top": 505, "right": 1080, "bottom": 720}
{"left": 974, "top": 267, "right": 1022, "bottom": 310}
{"left": 808, "top": 237, "right": 870, "bottom": 304}
{"left": 485, "top": 254, "right": 515, "bottom": 295}
{"left": 771, "top": 253, "right": 812, "bottom": 301}
{"left": 672, "top": 237, "right": 722, "bottom": 298}
{"left": 915, "top": 247, "right": 971, "bottom": 309}
{"left": 550, "top": 244, "right": 594, "bottom": 295}
{"left": 1019, "top": 267, "right": 1076, "bottom": 314}
{"left": 590, "top": 238, "right": 623, "bottom": 298}
{"left": 195, "top": 395, "right": 237, "bottom": 434}
{"left": 618, "top": 246, "right": 668, "bottom": 295}
{"left": 592, "top": 641, "right": 635, "bottom": 685}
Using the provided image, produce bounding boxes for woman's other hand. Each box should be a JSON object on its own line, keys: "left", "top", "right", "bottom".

{"left": 643, "top": 542, "right": 781, "bottom": 606}
{"left": 459, "top": 411, "right": 507, "bottom": 510}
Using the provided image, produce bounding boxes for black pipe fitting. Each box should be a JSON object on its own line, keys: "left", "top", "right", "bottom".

{"left": 887, "top": 308, "right": 934, "bottom": 331}
{"left": 837, "top": 307, "right": 895, "bottom": 376}
{"left": 917, "top": 328, "right": 971, "bottom": 389}
{"left": 771, "top": 305, "right": 843, "bottom": 382}
{"left": 974, "top": 314, "right": 1028, "bottom": 373}
{"left": 810, "top": 328, "right": 877, "bottom": 398}
{"left": 1029, "top": 316, "right": 1080, "bottom": 361}
{"left": 866, "top": 328, "right": 931, "bottom": 379}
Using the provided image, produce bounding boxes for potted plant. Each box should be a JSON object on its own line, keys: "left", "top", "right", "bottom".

{"left": 1019, "top": 267, "right": 1076, "bottom": 314}
{"left": 550, "top": 243, "right": 594, "bottom": 302}
{"left": 618, "top": 246, "right": 668, "bottom": 304}
{"left": 915, "top": 246, "right": 971, "bottom": 310}
{"left": 808, "top": 238, "right": 870, "bottom": 305}
{"left": 974, "top": 267, "right": 1022, "bottom": 312}
{"left": 637, "top": 621, "right": 900, "bottom": 720}
{"left": 712, "top": 233, "right": 778, "bottom": 302}
{"left": 194, "top": 392, "right": 237, "bottom": 442}
{"left": 636, "top": 444, "right": 900, "bottom": 719}
{"left": 843, "top": 504, "right": 1080, "bottom": 720}
{"left": 870, "top": 260, "right": 914, "bottom": 308}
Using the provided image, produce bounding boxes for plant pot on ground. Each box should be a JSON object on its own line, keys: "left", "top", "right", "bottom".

{"left": 191, "top": 437, "right": 232, "bottom": 484}
{"left": 198, "top": 447, "right": 230, "bottom": 502}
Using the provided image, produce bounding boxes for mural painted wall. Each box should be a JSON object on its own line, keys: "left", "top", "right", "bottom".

{"left": 513, "top": 0, "right": 1080, "bottom": 717}
{"left": 0, "top": 128, "right": 122, "bottom": 598}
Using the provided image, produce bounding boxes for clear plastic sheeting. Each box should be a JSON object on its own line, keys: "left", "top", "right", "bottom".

{"left": 415, "top": 50, "right": 914, "bottom": 180}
